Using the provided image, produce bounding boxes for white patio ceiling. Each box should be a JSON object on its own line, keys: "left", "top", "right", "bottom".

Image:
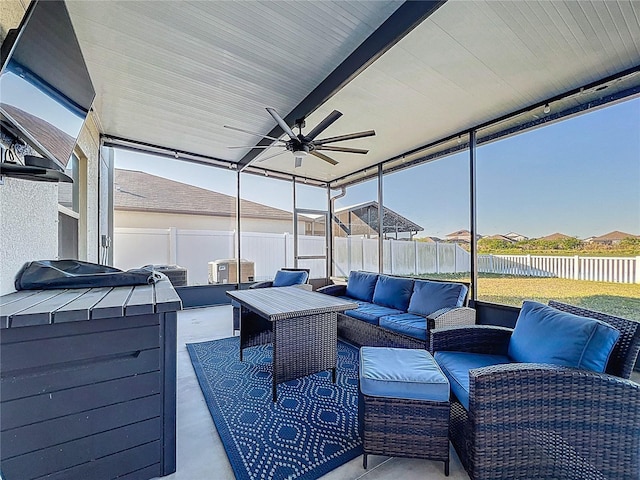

{"left": 66, "top": 0, "right": 640, "bottom": 184}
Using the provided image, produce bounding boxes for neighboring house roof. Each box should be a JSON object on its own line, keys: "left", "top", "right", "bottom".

{"left": 538, "top": 232, "right": 574, "bottom": 241}
{"left": 2, "top": 104, "right": 76, "bottom": 167}
{"left": 417, "top": 236, "right": 442, "bottom": 243}
{"left": 446, "top": 229, "right": 471, "bottom": 237}
{"left": 504, "top": 231, "right": 528, "bottom": 240}
{"left": 590, "top": 230, "right": 638, "bottom": 242}
{"left": 114, "top": 169, "right": 295, "bottom": 220}
{"left": 334, "top": 201, "right": 423, "bottom": 234}
{"left": 483, "top": 234, "right": 515, "bottom": 243}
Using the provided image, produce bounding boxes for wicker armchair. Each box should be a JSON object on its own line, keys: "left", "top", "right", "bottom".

{"left": 430, "top": 301, "right": 640, "bottom": 480}
{"left": 232, "top": 268, "right": 309, "bottom": 334}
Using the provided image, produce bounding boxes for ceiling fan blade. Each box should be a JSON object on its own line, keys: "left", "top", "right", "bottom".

{"left": 266, "top": 107, "right": 298, "bottom": 141}
{"left": 227, "top": 145, "right": 284, "bottom": 149}
{"left": 310, "top": 151, "right": 339, "bottom": 165}
{"left": 256, "top": 150, "right": 288, "bottom": 162}
{"left": 314, "top": 130, "right": 376, "bottom": 145}
{"left": 305, "top": 110, "right": 343, "bottom": 140}
{"left": 223, "top": 124, "right": 283, "bottom": 142}
{"left": 316, "top": 145, "right": 368, "bottom": 154}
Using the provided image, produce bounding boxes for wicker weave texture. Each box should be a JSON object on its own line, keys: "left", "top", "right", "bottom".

{"left": 273, "top": 312, "right": 337, "bottom": 385}
{"left": 435, "top": 304, "right": 640, "bottom": 480}
{"left": 359, "top": 393, "right": 450, "bottom": 468}
{"left": 337, "top": 313, "right": 426, "bottom": 349}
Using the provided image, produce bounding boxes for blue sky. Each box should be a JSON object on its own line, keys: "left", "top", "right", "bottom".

{"left": 115, "top": 97, "right": 639, "bottom": 240}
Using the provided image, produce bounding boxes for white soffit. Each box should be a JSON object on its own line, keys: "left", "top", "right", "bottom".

{"left": 66, "top": 0, "right": 402, "bottom": 163}
{"left": 258, "top": 0, "right": 640, "bottom": 181}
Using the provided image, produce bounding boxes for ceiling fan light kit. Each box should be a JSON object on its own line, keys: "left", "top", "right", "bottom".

{"left": 225, "top": 108, "right": 375, "bottom": 168}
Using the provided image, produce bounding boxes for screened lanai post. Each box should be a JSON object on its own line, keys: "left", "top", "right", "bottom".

{"left": 469, "top": 130, "right": 478, "bottom": 302}
{"left": 377, "top": 164, "right": 384, "bottom": 274}
{"left": 293, "top": 177, "right": 298, "bottom": 269}
{"left": 326, "top": 184, "right": 332, "bottom": 282}
{"left": 236, "top": 170, "right": 241, "bottom": 287}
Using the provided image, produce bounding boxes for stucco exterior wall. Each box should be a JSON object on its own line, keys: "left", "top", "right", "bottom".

{"left": 76, "top": 112, "right": 102, "bottom": 263}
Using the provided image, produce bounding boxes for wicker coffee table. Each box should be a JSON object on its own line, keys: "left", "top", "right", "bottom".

{"left": 226, "top": 286, "right": 357, "bottom": 401}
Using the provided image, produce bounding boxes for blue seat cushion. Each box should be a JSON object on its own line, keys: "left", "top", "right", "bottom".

{"left": 344, "top": 303, "right": 403, "bottom": 325}
{"left": 408, "top": 280, "right": 468, "bottom": 317}
{"left": 379, "top": 313, "right": 428, "bottom": 341}
{"left": 345, "top": 271, "right": 378, "bottom": 303}
{"left": 272, "top": 270, "right": 308, "bottom": 287}
{"left": 337, "top": 295, "right": 364, "bottom": 306}
{"left": 372, "top": 275, "right": 414, "bottom": 311}
{"left": 508, "top": 301, "right": 620, "bottom": 373}
{"left": 434, "top": 351, "right": 512, "bottom": 410}
{"left": 360, "top": 347, "right": 449, "bottom": 402}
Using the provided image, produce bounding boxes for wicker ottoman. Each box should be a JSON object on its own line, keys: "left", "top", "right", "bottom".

{"left": 358, "top": 347, "right": 451, "bottom": 476}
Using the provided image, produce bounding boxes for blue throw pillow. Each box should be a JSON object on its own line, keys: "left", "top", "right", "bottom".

{"left": 345, "top": 271, "right": 378, "bottom": 302}
{"left": 407, "top": 280, "right": 468, "bottom": 317}
{"left": 372, "top": 275, "right": 414, "bottom": 311}
{"left": 272, "top": 270, "right": 308, "bottom": 287}
{"left": 508, "top": 301, "right": 620, "bottom": 373}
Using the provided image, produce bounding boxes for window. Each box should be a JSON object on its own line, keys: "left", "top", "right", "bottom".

{"left": 240, "top": 173, "right": 293, "bottom": 282}
{"left": 57, "top": 153, "right": 80, "bottom": 259}
{"left": 112, "top": 149, "right": 237, "bottom": 286}
{"left": 332, "top": 178, "right": 379, "bottom": 278}
{"left": 476, "top": 98, "right": 640, "bottom": 320}
{"left": 382, "top": 146, "right": 470, "bottom": 282}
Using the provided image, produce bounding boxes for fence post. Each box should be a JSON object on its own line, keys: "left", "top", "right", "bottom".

{"left": 435, "top": 242, "right": 440, "bottom": 274}
{"left": 636, "top": 256, "right": 640, "bottom": 284}
{"left": 526, "top": 254, "right": 531, "bottom": 276}
{"left": 389, "top": 239, "right": 394, "bottom": 274}
{"left": 574, "top": 255, "right": 580, "bottom": 280}
{"left": 414, "top": 240, "right": 419, "bottom": 275}
{"left": 169, "top": 227, "right": 177, "bottom": 265}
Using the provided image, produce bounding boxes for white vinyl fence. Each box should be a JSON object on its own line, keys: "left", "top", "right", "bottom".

{"left": 114, "top": 227, "right": 640, "bottom": 285}
{"left": 114, "top": 228, "right": 470, "bottom": 285}
{"left": 478, "top": 254, "right": 640, "bottom": 284}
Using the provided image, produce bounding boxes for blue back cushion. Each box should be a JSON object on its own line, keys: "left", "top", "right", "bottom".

{"left": 372, "top": 275, "right": 414, "bottom": 310}
{"left": 508, "top": 301, "right": 620, "bottom": 372}
{"left": 408, "top": 280, "right": 468, "bottom": 316}
{"left": 345, "top": 271, "right": 378, "bottom": 302}
{"left": 272, "top": 270, "right": 308, "bottom": 287}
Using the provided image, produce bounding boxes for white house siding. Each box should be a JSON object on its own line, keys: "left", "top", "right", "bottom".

{"left": 115, "top": 210, "right": 301, "bottom": 235}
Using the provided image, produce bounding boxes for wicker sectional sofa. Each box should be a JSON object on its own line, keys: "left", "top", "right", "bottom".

{"left": 318, "top": 271, "right": 475, "bottom": 350}
{"left": 431, "top": 300, "right": 640, "bottom": 480}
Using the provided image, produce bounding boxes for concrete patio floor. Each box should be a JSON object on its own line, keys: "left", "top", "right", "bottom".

{"left": 163, "top": 305, "right": 469, "bottom": 480}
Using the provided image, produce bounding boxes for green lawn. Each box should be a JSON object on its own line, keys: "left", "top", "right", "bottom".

{"left": 417, "top": 273, "right": 640, "bottom": 321}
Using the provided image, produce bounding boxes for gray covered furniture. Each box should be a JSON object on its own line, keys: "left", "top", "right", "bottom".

{"left": 318, "top": 271, "right": 474, "bottom": 350}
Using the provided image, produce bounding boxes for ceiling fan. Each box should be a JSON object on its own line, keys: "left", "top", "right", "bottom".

{"left": 225, "top": 108, "right": 375, "bottom": 167}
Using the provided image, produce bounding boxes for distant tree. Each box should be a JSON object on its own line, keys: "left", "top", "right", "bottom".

{"left": 620, "top": 237, "right": 640, "bottom": 248}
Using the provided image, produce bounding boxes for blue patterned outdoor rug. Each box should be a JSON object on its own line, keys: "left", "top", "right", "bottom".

{"left": 186, "top": 337, "right": 362, "bottom": 480}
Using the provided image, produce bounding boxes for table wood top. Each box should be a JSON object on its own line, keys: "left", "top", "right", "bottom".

{"left": 0, "top": 278, "right": 182, "bottom": 329}
{"left": 227, "top": 286, "right": 357, "bottom": 321}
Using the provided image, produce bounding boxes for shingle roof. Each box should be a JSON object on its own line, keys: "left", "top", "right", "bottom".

{"left": 538, "top": 232, "right": 573, "bottom": 241}
{"left": 335, "top": 201, "right": 423, "bottom": 234}
{"left": 591, "top": 230, "right": 638, "bottom": 241}
{"left": 2, "top": 104, "right": 76, "bottom": 167}
{"left": 114, "top": 169, "right": 293, "bottom": 220}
